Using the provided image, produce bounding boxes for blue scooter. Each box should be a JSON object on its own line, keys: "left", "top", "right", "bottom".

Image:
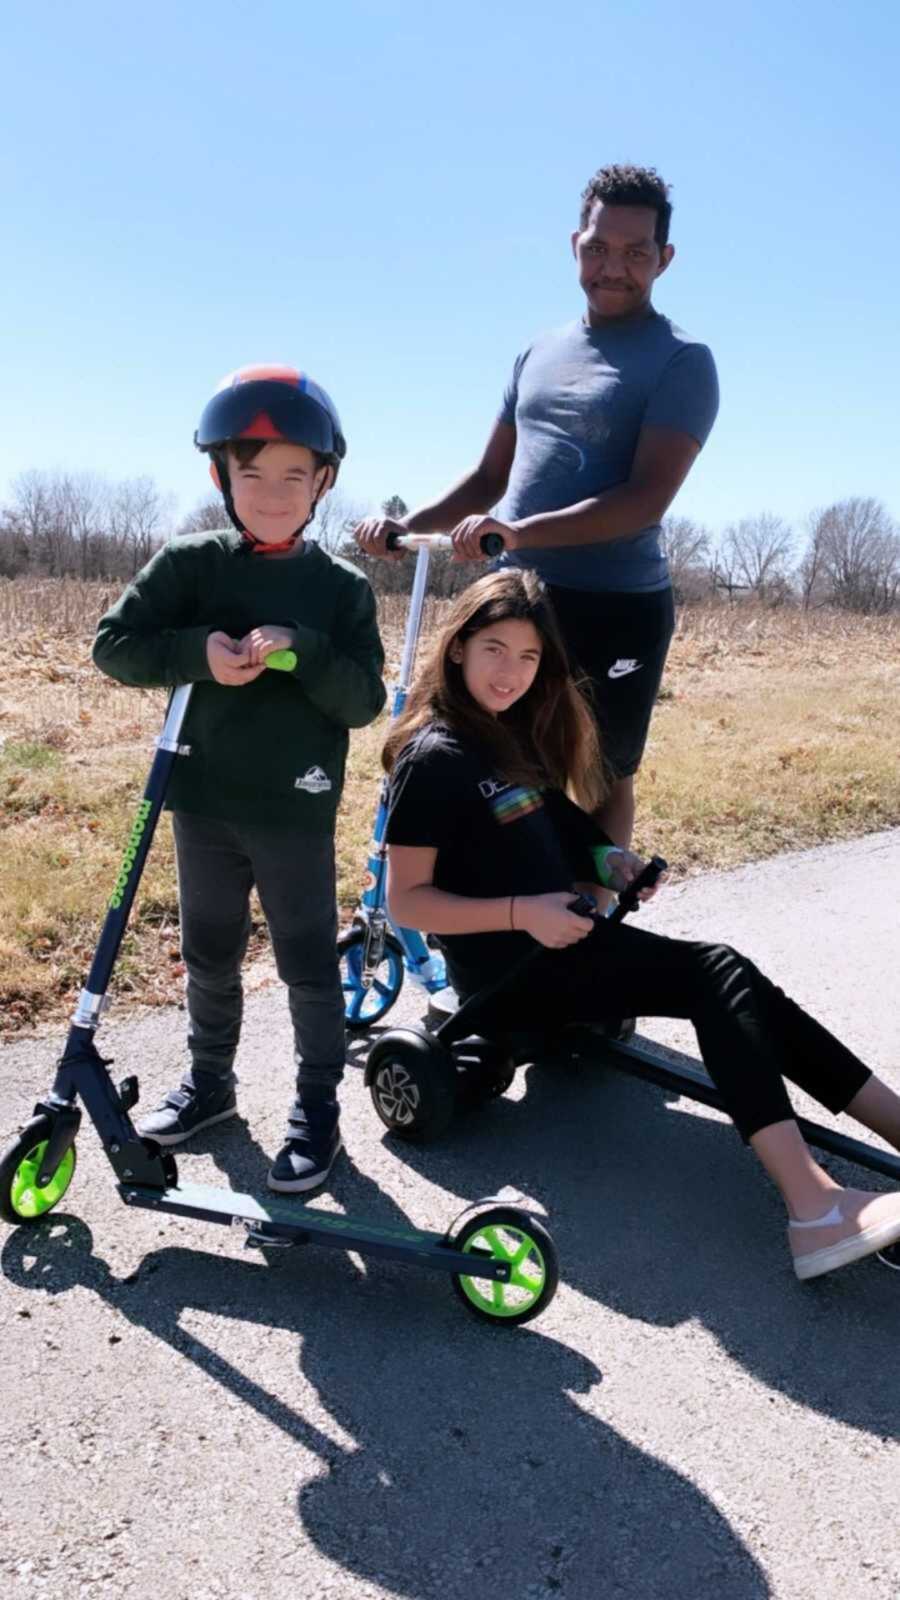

{"left": 339, "top": 531, "right": 501, "bottom": 1030}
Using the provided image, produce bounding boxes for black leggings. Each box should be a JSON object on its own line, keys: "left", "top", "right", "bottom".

{"left": 462, "top": 920, "right": 872, "bottom": 1142}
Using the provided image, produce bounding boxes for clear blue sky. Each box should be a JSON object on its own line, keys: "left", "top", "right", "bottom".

{"left": 2, "top": 0, "right": 898, "bottom": 541}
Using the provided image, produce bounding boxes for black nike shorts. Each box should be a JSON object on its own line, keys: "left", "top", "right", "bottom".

{"left": 545, "top": 583, "right": 676, "bottom": 780}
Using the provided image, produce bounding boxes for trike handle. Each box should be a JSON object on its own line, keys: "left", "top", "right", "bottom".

{"left": 607, "top": 855, "right": 668, "bottom": 924}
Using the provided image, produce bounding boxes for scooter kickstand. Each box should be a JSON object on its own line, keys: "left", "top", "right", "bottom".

{"left": 243, "top": 1222, "right": 307, "bottom": 1251}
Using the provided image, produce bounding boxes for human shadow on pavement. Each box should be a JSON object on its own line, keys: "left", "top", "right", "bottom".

{"left": 388, "top": 1045, "right": 900, "bottom": 1444}
{"left": 2, "top": 1170, "right": 769, "bottom": 1600}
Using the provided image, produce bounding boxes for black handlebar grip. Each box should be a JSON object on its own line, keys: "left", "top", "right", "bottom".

{"left": 567, "top": 893, "right": 598, "bottom": 918}
{"left": 384, "top": 529, "right": 403, "bottom": 552}
{"left": 608, "top": 854, "right": 668, "bottom": 925}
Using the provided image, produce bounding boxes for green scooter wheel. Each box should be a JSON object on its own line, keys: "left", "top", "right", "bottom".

{"left": 450, "top": 1205, "right": 559, "bottom": 1326}
{"left": 0, "top": 1116, "right": 77, "bottom": 1224}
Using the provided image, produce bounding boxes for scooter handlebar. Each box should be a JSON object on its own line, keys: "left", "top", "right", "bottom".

{"left": 384, "top": 530, "right": 504, "bottom": 558}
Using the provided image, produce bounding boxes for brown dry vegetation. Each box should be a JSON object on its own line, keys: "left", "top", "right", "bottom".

{"left": 2, "top": 578, "right": 898, "bottom": 1035}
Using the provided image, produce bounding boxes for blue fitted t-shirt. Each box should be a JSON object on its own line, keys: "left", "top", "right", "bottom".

{"left": 496, "top": 312, "right": 719, "bottom": 593}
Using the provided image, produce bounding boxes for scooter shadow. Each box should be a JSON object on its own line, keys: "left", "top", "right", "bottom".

{"left": 387, "top": 1038, "right": 900, "bottom": 1444}
{"left": 2, "top": 1189, "right": 769, "bottom": 1600}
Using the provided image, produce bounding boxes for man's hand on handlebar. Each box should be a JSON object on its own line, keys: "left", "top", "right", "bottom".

{"left": 515, "top": 890, "right": 594, "bottom": 950}
{"left": 354, "top": 515, "right": 409, "bottom": 561}
{"left": 449, "top": 515, "right": 518, "bottom": 562}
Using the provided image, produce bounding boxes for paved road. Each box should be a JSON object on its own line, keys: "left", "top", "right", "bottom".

{"left": 2, "top": 831, "right": 899, "bottom": 1599}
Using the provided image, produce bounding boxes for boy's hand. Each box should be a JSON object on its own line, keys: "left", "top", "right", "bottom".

{"left": 516, "top": 890, "right": 594, "bottom": 950}
{"left": 241, "top": 626, "right": 295, "bottom": 667}
{"left": 206, "top": 630, "right": 266, "bottom": 686}
{"left": 354, "top": 515, "right": 409, "bottom": 561}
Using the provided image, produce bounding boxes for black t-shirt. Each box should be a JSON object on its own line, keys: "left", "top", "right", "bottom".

{"left": 385, "top": 722, "right": 611, "bottom": 992}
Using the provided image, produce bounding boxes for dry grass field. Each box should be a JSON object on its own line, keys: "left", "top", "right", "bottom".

{"left": 2, "top": 577, "right": 898, "bottom": 1034}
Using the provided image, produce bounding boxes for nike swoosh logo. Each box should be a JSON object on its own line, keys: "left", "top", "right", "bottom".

{"left": 608, "top": 660, "right": 643, "bottom": 679}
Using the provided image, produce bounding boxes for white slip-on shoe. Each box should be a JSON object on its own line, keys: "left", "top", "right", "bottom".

{"left": 790, "top": 1190, "right": 900, "bottom": 1281}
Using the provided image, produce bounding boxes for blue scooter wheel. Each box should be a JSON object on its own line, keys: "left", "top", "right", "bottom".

{"left": 339, "top": 925, "right": 405, "bottom": 1032}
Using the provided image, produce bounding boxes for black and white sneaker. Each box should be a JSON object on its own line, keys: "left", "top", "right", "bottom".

{"left": 267, "top": 1099, "right": 342, "bottom": 1193}
{"left": 137, "top": 1083, "right": 237, "bottom": 1146}
{"left": 878, "top": 1242, "right": 900, "bottom": 1270}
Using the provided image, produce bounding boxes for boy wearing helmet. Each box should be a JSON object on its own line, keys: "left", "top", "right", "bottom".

{"left": 93, "top": 366, "right": 386, "bottom": 1192}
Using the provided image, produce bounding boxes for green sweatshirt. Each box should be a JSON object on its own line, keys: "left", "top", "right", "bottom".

{"left": 93, "top": 530, "right": 387, "bottom": 830}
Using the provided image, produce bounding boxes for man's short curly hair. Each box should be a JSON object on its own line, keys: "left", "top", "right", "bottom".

{"left": 579, "top": 164, "right": 672, "bottom": 247}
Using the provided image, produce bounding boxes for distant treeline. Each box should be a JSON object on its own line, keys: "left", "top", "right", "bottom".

{"left": 1, "top": 471, "right": 898, "bottom": 613}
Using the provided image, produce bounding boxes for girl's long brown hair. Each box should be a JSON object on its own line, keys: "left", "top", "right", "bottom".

{"left": 382, "top": 569, "right": 606, "bottom": 811}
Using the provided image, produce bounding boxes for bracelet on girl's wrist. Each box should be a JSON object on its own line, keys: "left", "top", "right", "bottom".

{"left": 590, "top": 845, "right": 624, "bottom": 888}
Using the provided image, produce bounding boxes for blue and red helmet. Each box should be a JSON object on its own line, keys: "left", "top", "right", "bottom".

{"left": 195, "top": 364, "right": 346, "bottom": 545}
{"left": 195, "top": 364, "right": 346, "bottom": 472}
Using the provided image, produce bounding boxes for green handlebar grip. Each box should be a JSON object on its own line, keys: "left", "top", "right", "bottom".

{"left": 266, "top": 649, "right": 297, "bottom": 673}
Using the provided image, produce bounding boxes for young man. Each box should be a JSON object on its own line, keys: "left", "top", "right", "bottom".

{"left": 356, "top": 164, "right": 718, "bottom": 850}
{"left": 94, "top": 366, "right": 386, "bottom": 1192}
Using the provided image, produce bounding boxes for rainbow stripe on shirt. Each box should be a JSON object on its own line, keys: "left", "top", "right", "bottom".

{"left": 488, "top": 785, "right": 544, "bottom": 825}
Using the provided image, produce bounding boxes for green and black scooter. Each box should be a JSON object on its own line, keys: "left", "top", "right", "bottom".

{"left": 0, "top": 658, "right": 559, "bottom": 1326}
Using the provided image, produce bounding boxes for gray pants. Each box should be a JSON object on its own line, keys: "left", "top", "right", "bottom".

{"left": 173, "top": 812, "right": 345, "bottom": 1100}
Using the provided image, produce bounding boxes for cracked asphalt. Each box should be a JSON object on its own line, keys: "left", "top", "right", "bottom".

{"left": 2, "top": 829, "right": 899, "bottom": 1600}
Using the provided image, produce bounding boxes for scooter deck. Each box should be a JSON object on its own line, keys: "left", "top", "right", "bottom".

{"left": 118, "top": 1180, "right": 510, "bottom": 1279}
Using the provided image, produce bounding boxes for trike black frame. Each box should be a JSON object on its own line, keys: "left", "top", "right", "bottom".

{"left": 421, "top": 867, "right": 900, "bottom": 1185}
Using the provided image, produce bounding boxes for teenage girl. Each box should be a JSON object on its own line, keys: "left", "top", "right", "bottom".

{"left": 383, "top": 568, "right": 900, "bottom": 1281}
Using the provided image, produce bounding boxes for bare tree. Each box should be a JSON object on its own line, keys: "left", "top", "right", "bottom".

{"left": 178, "top": 494, "right": 228, "bottom": 535}
{"left": 661, "top": 516, "right": 712, "bottom": 601}
{"left": 54, "top": 472, "right": 109, "bottom": 578}
{"left": 0, "top": 509, "right": 29, "bottom": 577}
{"left": 808, "top": 497, "right": 900, "bottom": 613}
{"left": 6, "top": 469, "right": 65, "bottom": 574}
{"left": 716, "top": 513, "right": 795, "bottom": 601}
{"left": 109, "top": 477, "right": 175, "bottom": 573}
{"left": 310, "top": 490, "right": 365, "bottom": 555}
{"left": 870, "top": 531, "right": 900, "bottom": 612}
{"left": 6, "top": 470, "right": 52, "bottom": 543}
{"left": 709, "top": 534, "right": 747, "bottom": 602}
{"left": 797, "top": 508, "right": 829, "bottom": 610}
